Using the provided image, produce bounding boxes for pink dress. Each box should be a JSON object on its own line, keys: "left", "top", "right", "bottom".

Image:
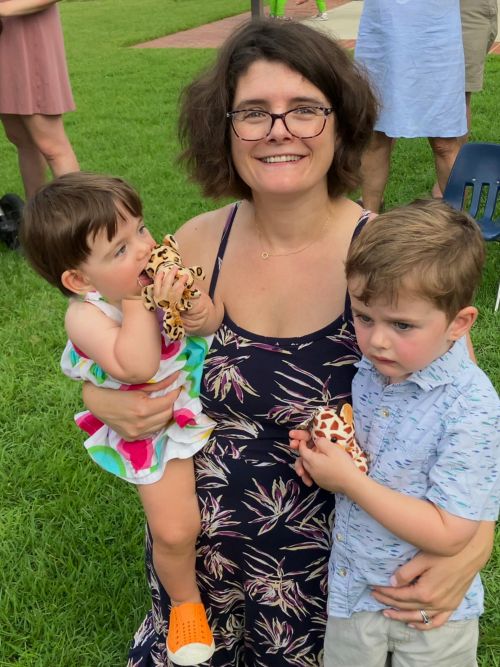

{"left": 0, "top": 1, "right": 75, "bottom": 115}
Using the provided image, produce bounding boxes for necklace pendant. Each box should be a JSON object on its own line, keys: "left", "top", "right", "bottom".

{"left": 261, "top": 251, "right": 270, "bottom": 260}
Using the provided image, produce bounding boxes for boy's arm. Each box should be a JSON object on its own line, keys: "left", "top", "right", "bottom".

{"left": 297, "top": 438, "right": 479, "bottom": 556}
{"left": 65, "top": 298, "right": 161, "bottom": 384}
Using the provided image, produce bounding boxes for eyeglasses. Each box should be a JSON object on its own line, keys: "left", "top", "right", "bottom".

{"left": 226, "top": 106, "right": 334, "bottom": 141}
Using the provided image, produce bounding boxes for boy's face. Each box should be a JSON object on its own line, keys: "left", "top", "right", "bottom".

{"left": 348, "top": 279, "right": 474, "bottom": 384}
{"left": 75, "top": 206, "right": 156, "bottom": 305}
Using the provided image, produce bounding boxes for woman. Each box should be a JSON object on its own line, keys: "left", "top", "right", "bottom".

{"left": 83, "top": 20, "right": 494, "bottom": 666}
{"left": 354, "top": 0, "right": 466, "bottom": 211}
{"left": 0, "top": 0, "right": 79, "bottom": 197}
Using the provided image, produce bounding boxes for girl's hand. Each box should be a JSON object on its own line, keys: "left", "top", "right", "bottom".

{"left": 371, "top": 521, "right": 495, "bottom": 630}
{"left": 181, "top": 291, "right": 222, "bottom": 336}
{"left": 82, "top": 373, "right": 181, "bottom": 440}
{"left": 154, "top": 267, "right": 188, "bottom": 305}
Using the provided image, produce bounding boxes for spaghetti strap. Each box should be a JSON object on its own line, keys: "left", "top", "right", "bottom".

{"left": 208, "top": 202, "right": 240, "bottom": 300}
{"left": 343, "top": 210, "right": 371, "bottom": 322}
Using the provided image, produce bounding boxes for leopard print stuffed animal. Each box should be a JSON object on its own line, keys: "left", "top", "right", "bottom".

{"left": 300, "top": 402, "right": 369, "bottom": 473}
{"left": 141, "top": 234, "right": 204, "bottom": 341}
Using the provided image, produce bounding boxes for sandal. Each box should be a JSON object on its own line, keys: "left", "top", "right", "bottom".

{"left": 167, "top": 602, "right": 215, "bottom": 666}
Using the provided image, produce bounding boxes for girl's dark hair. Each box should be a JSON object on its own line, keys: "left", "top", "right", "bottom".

{"left": 20, "top": 172, "right": 142, "bottom": 296}
{"left": 178, "top": 18, "right": 378, "bottom": 200}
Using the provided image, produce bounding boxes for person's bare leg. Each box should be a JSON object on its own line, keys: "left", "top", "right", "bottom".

{"left": 22, "top": 113, "right": 79, "bottom": 181}
{"left": 1, "top": 114, "right": 48, "bottom": 197}
{"left": 139, "top": 458, "right": 215, "bottom": 663}
{"left": 428, "top": 135, "right": 462, "bottom": 198}
{"left": 431, "top": 92, "right": 471, "bottom": 198}
{"left": 464, "top": 91, "right": 472, "bottom": 137}
{"left": 138, "top": 458, "right": 201, "bottom": 606}
{"left": 359, "top": 131, "right": 394, "bottom": 213}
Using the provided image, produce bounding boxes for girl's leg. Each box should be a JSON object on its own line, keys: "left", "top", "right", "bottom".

{"left": 359, "top": 130, "right": 395, "bottom": 213}
{"left": 138, "top": 458, "right": 201, "bottom": 606}
{"left": 138, "top": 458, "right": 214, "bottom": 665}
{"left": 275, "top": 0, "right": 287, "bottom": 17}
{"left": 431, "top": 94, "right": 470, "bottom": 198}
{"left": 1, "top": 114, "right": 48, "bottom": 198}
{"left": 316, "top": 0, "right": 327, "bottom": 12}
{"left": 22, "top": 113, "right": 79, "bottom": 181}
{"left": 428, "top": 136, "right": 462, "bottom": 198}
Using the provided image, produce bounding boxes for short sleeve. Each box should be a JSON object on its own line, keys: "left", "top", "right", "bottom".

{"left": 426, "top": 385, "right": 500, "bottom": 521}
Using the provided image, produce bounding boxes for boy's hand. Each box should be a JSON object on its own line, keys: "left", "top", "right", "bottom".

{"left": 297, "top": 436, "right": 361, "bottom": 493}
{"left": 289, "top": 429, "right": 314, "bottom": 486}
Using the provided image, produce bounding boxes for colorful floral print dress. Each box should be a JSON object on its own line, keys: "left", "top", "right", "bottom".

{"left": 128, "top": 206, "right": 368, "bottom": 666}
{"left": 61, "top": 292, "right": 214, "bottom": 484}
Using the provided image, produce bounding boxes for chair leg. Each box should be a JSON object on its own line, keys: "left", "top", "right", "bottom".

{"left": 495, "top": 281, "right": 500, "bottom": 312}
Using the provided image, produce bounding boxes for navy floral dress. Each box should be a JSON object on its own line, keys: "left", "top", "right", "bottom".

{"left": 128, "top": 205, "right": 368, "bottom": 667}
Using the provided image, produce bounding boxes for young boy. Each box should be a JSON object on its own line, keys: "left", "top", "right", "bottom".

{"left": 290, "top": 199, "right": 500, "bottom": 667}
{"left": 21, "top": 172, "right": 224, "bottom": 666}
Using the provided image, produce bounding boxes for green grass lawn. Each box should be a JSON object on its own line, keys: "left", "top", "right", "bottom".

{"left": 0, "top": 1, "right": 499, "bottom": 664}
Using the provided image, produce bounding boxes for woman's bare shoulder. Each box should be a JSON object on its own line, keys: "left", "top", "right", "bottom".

{"left": 174, "top": 203, "right": 236, "bottom": 266}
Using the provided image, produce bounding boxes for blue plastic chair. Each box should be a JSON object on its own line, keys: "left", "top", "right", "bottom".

{"left": 443, "top": 142, "right": 500, "bottom": 310}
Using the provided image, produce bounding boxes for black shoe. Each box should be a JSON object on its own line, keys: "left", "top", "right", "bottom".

{"left": 0, "top": 193, "right": 24, "bottom": 250}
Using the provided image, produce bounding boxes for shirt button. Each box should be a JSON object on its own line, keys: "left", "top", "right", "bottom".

{"left": 338, "top": 567, "right": 348, "bottom": 577}
{"left": 336, "top": 533, "right": 344, "bottom": 542}
{"left": 381, "top": 408, "right": 390, "bottom": 418}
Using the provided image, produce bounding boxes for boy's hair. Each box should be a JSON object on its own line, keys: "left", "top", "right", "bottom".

{"left": 21, "top": 172, "right": 143, "bottom": 296}
{"left": 345, "top": 199, "right": 486, "bottom": 320}
{"left": 178, "top": 18, "right": 378, "bottom": 200}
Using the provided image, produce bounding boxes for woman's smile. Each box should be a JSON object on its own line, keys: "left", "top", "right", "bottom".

{"left": 230, "top": 60, "right": 335, "bottom": 196}
{"left": 258, "top": 154, "right": 304, "bottom": 164}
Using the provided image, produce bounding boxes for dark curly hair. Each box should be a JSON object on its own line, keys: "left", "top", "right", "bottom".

{"left": 178, "top": 18, "right": 378, "bottom": 200}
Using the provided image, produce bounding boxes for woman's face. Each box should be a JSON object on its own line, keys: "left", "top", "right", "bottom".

{"left": 229, "top": 60, "right": 336, "bottom": 198}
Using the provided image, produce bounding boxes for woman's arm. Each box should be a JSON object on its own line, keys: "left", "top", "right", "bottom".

{"left": 0, "top": 0, "right": 58, "bottom": 17}
{"left": 372, "top": 521, "right": 495, "bottom": 629}
{"left": 82, "top": 374, "right": 181, "bottom": 441}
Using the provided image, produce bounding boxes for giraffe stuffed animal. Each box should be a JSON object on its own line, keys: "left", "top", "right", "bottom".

{"left": 301, "top": 402, "right": 369, "bottom": 473}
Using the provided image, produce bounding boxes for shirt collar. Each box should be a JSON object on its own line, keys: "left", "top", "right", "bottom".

{"left": 356, "top": 336, "right": 470, "bottom": 391}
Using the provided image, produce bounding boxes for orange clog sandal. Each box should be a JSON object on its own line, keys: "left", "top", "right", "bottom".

{"left": 166, "top": 602, "right": 215, "bottom": 666}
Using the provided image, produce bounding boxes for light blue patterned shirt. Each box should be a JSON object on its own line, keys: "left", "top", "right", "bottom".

{"left": 328, "top": 337, "right": 500, "bottom": 620}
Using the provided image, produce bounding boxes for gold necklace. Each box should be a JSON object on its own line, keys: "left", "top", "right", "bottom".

{"left": 256, "top": 216, "right": 329, "bottom": 260}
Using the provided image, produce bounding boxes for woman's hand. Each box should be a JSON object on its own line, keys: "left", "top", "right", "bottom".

{"left": 82, "top": 373, "right": 181, "bottom": 441}
{"left": 372, "top": 521, "right": 495, "bottom": 630}
{"left": 0, "top": 0, "right": 59, "bottom": 19}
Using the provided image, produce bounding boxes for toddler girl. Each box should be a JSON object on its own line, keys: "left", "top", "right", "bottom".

{"left": 21, "top": 172, "right": 223, "bottom": 666}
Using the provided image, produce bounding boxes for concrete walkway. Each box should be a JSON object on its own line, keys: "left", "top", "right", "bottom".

{"left": 135, "top": 0, "right": 359, "bottom": 49}
{"left": 135, "top": 0, "right": 499, "bottom": 53}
